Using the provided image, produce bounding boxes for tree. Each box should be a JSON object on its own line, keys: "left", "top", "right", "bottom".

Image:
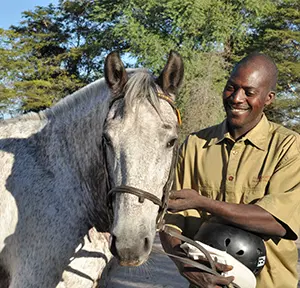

{"left": 0, "top": 1, "right": 105, "bottom": 115}
{"left": 242, "top": 0, "right": 300, "bottom": 132}
{"left": 178, "top": 53, "right": 226, "bottom": 141}
{"left": 92, "top": 0, "right": 299, "bottom": 134}
{"left": 91, "top": 0, "right": 276, "bottom": 137}
{"left": 1, "top": 0, "right": 298, "bottom": 133}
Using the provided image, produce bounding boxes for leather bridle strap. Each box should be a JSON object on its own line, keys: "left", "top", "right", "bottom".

{"left": 156, "top": 142, "right": 178, "bottom": 230}
{"left": 157, "top": 92, "right": 182, "bottom": 125}
{"left": 158, "top": 226, "right": 241, "bottom": 288}
{"left": 108, "top": 185, "right": 162, "bottom": 207}
{"left": 162, "top": 226, "right": 217, "bottom": 273}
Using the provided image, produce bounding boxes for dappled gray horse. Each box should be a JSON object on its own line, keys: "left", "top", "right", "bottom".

{"left": 0, "top": 50, "right": 184, "bottom": 287}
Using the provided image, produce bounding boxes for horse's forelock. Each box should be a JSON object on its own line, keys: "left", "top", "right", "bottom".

{"left": 123, "top": 70, "right": 160, "bottom": 113}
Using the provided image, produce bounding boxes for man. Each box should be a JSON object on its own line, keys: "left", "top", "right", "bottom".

{"left": 160, "top": 52, "right": 300, "bottom": 288}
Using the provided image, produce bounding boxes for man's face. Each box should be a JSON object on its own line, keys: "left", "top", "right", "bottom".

{"left": 223, "top": 63, "right": 274, "bottom": 132}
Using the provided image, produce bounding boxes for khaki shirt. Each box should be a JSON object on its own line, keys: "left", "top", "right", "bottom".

{"left": 170, "top": 115, "right": 300, "bottom": 288}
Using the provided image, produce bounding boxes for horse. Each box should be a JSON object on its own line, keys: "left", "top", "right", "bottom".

{"left": 0, "top": 50, "right": 184, "bottom": 287}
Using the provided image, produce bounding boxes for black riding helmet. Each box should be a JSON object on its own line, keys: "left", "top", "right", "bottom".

{"left": 194, "top": 222, "right": 267, "bottom": 275}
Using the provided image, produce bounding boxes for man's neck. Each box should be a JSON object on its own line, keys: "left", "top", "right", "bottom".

{"left": 228, "top": 126, "right": 247, "bottom": 141}
{"left": 227, "top": 115, "right": 263, "bottom": 141}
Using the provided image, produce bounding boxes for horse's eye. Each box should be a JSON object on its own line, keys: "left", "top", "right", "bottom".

{"left": 103, "top": 133, "right": 112, "bottom": 146}
{"left": 167, "top": 138, "right": 177, "bottom": 148}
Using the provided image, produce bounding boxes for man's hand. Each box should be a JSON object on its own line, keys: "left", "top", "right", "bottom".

{"left": 160, "top": 230, "right": 234, "bottom": 288}
{"left": 180, "top": 261, "right": 234, "bottom": 288}
{"left": 168, "top": 189, "right": 201, "bottom": 212}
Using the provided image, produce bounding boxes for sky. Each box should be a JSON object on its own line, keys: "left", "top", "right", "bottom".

{"left": 0, "top": 0, "right": 58, "bottom": 29}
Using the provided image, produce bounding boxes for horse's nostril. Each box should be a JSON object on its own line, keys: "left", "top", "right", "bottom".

{"left": 144, "top": 237, "right": 150, "bottom": 252}
{"left": 110, "top": 234, "right": 118, "bottom": 258}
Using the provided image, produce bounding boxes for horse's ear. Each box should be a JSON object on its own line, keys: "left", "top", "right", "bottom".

{"left": 104, "top": 51, "right": 128, "bottom": 96}
{"left": 156, "top": 50, "right": 184, "bottom": 99}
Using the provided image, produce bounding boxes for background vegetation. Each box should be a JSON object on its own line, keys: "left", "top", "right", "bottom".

{"left": 0, "top": 0, "right": 299, "bottom": 138}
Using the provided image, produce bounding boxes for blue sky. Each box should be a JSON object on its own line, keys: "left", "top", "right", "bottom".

{"left": 0, "top": 0, "right": 58, "bottom": 29}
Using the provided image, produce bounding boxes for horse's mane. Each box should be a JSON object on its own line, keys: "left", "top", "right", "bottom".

{"left": 0, "top": 68, "right": 160, "bottom": 125}
{"left": 44, "top": 77, "right": 110, "bottom": 120}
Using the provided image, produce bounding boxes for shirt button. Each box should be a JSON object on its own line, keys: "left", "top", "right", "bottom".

{"left": 228, "top": 176, "right": 234, "bottom": 181}
{"left": 232, "top": 150, "right": 238, "bottom": 155}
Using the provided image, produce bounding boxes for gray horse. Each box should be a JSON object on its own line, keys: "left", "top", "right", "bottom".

{"left": 0, "top": 50, "right": 184, "bottom": 287}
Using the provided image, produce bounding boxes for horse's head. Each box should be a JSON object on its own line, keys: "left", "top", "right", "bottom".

{"left": 103, "top": 51, "right": 184, "bottom": 266}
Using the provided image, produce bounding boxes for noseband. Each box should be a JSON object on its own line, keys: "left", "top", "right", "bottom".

{"left": 105, "top": 91, "right": 180, "bottom": 230}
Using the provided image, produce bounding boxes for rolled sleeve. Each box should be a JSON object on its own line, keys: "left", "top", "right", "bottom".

{"left": 255, "top": 135, "right": 300, "bottom": 240}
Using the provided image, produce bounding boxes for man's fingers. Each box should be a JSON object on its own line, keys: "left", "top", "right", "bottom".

{"left": 193, "top": 255, "right": 233, "bottom": 273}
{"left": 183, "top": 268, "right": 234, "bottom": 288}
{"left": 215, "top": 262, "right": 233, "bottom": 272}
{"left": 167, "top": 200, "right": 180, "bottom": 211}
{"left": 213, "top": 275, "right": 235, "bottom": 286}
{"left": 169, "top": 190, "right": 182, "bottom": 199}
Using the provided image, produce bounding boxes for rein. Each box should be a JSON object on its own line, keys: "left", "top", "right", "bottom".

{"left": 159, "top": 226, "right": 241, "bottom": 288}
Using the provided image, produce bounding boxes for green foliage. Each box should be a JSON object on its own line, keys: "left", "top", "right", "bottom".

{"left": 0, "top": 1, "right": 105, "bottom": 115}
{"left": 239, "top": 0, "right": 299, "bottom": 90}
{"left": 92, "top": 0, "right": 294, "bottom": 137}
{"left": 0, "top": 0, "right": 299, "bottom": 134}
{"left": 241, "top": 0, "right": 300, "bottom": 132}
{"left": 92, "top": 0, "right": 273, "bottom": 70}
{"left": 178, "top": 52, "right": 226, "bottom": 140}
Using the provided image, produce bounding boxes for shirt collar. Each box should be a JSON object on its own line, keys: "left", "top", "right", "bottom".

{"left": 208, "top": 114, "right": 270, "bottom": 150}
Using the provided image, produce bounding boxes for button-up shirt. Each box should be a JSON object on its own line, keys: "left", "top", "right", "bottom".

{"left": 170, "top": 114, "right": 300, "bottom": 288}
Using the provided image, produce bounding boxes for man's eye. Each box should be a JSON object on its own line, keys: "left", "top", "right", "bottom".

{"left": 246, "top": 91, "right": 255, "bottom": 96}
{"left": 225, "top": 85, "right": 234, "bottom": 91}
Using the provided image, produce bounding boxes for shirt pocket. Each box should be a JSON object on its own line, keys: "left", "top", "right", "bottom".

{"left": 242, "top": 183, "right": 266, "bottom": 204}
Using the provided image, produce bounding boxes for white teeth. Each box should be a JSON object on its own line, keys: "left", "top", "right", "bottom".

{"left": 230, "top": 108, "right": 248, "bottom": 114}
{"left": 230, "top": 108, "right": 248, "bottom": 111}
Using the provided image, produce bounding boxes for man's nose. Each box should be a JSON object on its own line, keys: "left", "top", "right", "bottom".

{"left": 231, "top": 88, "right": 245, "bottom": 103}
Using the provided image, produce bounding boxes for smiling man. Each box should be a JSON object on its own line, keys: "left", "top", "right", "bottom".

{"left": 160, "top": 53, "right": 300, "bottom": 288}
{"left": 223, "top": 54, "right": 277, "bottom": 139}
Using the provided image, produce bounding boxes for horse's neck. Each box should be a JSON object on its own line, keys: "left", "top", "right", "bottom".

{"left": 36, "top": 82, "right": 111, "bottom": 226}
{"left": 42, "top": 80, "right": 110, "bottom": 172}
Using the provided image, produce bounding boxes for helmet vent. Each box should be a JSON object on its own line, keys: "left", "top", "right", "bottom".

{"left": 225, "top": 238, "right": 231, "bottom": 247}
{"left": 236, "top": 250, "right": 244, "bottom": 255}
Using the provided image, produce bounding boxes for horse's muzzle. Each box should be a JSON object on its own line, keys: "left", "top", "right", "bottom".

{"left": 110, "top": 234, "right": 151, "bottom": 266}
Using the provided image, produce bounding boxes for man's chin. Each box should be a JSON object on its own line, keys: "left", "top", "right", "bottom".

{"left": 227, "top": 115, "right": 246, "bottom": 128}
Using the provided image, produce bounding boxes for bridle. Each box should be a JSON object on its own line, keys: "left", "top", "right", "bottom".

{"left": 103, "top": 90, "right": 240, "bottom": 288}
{"left": 105, "top": 90, "right": 180, "bottom": 230}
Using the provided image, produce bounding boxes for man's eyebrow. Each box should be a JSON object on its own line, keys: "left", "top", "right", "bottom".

{"left": 227, "top": 80, "right": 257, "bottom": 90}
{"left": 225, "top": 80, "right": 236, "bottom": 86}
{"left": 243, "top": 85, "right": 257, "bottom": 90}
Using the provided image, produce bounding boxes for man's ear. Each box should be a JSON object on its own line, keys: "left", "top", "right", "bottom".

{"left": 265, "top": 91, "right": 275, "bottom": 106}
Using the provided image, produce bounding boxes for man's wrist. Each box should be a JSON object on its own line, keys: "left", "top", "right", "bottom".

{"left": 195, "top": 194, "right": 211, "bottom": 211}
